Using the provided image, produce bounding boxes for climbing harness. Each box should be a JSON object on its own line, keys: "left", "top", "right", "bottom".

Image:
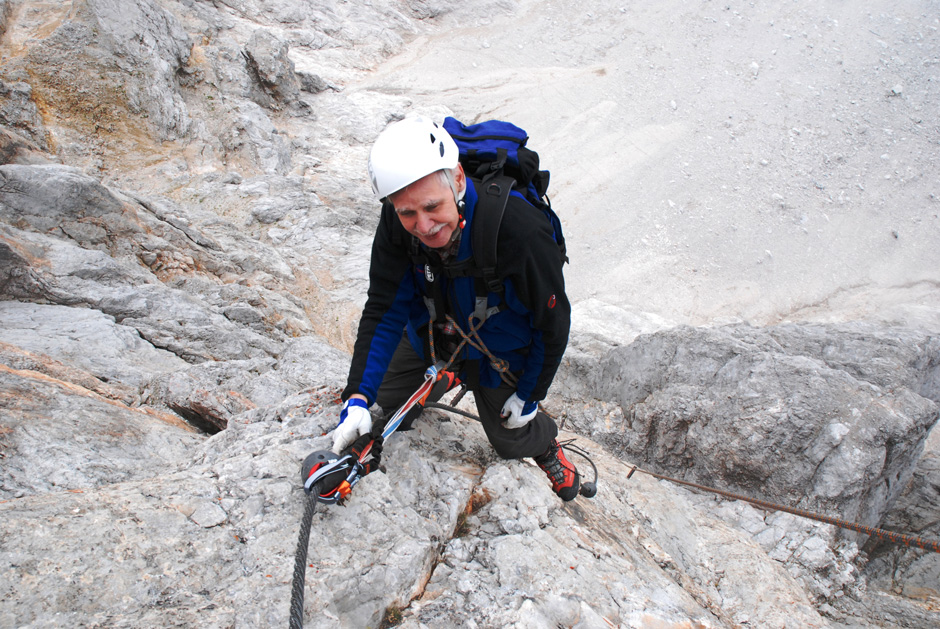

{"left": 625, "top": 465, "right": 940, "bottom": 554}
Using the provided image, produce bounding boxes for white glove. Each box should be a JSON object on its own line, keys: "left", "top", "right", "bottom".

{"left": 500, "top": 393, "right": 538, "bottom": 429}
{"left": 332, "top": 398, "right": 372, "bottom": 454}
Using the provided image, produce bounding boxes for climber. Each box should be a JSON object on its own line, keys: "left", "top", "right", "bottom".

{"left": 331, "top": 115, "right": 580, "bottom": 501}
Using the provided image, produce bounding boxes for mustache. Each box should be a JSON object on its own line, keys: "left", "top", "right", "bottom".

{"left": 417, "top": 223, "right": 445, "bottom": 238}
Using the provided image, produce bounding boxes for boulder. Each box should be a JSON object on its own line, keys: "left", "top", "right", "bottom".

{"left": 243, "top": 28, "right": 304, "bottom": 111}
{"left": 577, "top": 323, "right": 939, "bottom": 534}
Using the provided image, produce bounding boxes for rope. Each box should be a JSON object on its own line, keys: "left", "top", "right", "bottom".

{"left": 627, "top": 465, "right": 940, "bottom": 554}
{"left": 428, "top": 314, "right": 518, "bottom": 387}
{"left": 288, "top": 487, "right": 319, "bottom": 629}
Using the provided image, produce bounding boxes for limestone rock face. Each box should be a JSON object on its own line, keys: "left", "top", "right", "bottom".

{"left": 0, "top": 0, "right": 938, "bottom": 627}
{"left": 866, "top": 429, "right": 940, "bottom": 604}
{"left": 0, "top": 1, "right": 10, "bottom": 36}
{"left": 5, "top": 0, "right": 193, "bottom": 152}
{"left": 0, "top": 401, "right": 829, "bottom": 628}
{"left": 405, "top": 440, "right": 826, "bottom": 629}
{"left": 0, "top": 79, "right": 49, "bottom": 150}
{"left": 0, "top": 164, "right": 302, "bottom": 364}
{"left": 0, "top": 362, "right": 200, "bottom": 500}
{"left": 0, "top": 301, "right": 187, "bottom": 389}
{"left": 244, "top": 28, "right": 303, "bottom": 111}
{"left": 581, "top": 323, "right": 939, "bottom": 532}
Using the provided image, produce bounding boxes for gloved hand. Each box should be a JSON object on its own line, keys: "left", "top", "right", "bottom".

{"left": 332, "top": 398, "right": 372, "bottom": 454}
{"left": 349, "top": 433, "right": 383, "bottom": 475}
{"left": 500, "top": 393, "right": 538, "bottom": 429}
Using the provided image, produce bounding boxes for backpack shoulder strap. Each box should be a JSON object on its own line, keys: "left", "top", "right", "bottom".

{"left": 473, "top": 175, "right": 512, "bottom": 289}
{"left": 469, "top": 174, "right": 513, "bottom": 322}
{"left": 430, "top": 175, "right": 515, "bottom": 323}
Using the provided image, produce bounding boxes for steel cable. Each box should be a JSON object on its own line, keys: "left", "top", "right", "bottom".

{"left": 288, "top": 486, "right": 319, "bottom": 629}
{"left": 627, "top": 465, "right": 940, "bottom": 553}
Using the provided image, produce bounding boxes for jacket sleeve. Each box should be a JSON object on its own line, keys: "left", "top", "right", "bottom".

{"left": 497, "top": 196, "right": 571, "bottom": 402}
{"left": 342, "top": 203, "right": 416, "bottom": 405}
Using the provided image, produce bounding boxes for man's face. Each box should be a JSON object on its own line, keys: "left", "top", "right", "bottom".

{"left": 389, "top": 167, "right": 464, "bottom": 249}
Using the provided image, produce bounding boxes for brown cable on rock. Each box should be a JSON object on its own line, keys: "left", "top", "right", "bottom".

{"left": 627, "top": 465, "right": 940, "bottom": 553}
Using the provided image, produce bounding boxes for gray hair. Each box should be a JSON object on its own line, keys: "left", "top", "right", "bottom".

{"left": 436, "top": 167, "right": 465, "bottom": 204}
{"left": 390, "top": 167, "right": 464, "bottom": 210}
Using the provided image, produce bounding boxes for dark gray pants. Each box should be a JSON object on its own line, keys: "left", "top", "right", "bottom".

{"left": 375, "top": 338, "right": 557, "bottom": 460}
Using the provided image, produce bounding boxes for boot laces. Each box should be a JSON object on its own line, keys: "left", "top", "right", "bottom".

{"left": 537, "top": 441, "right": 575, "bottom": 489}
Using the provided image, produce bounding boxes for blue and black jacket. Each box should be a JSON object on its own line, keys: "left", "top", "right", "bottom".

{"left": 342, "top": 178, "right": 570, "bottom": 407}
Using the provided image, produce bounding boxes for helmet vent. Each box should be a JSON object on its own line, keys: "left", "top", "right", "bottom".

{"left": 429, "top": 133, "right": 436, "bottom": 144}
{"left": 439, "top": 142, "right": 445, "bottom": 157}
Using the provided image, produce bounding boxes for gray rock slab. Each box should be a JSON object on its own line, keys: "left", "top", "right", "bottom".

{"left": 765, "top": 322, "right": 940, "bottom": 403}
{"left": 140, "top": 335, "right": 349, "bottom": 431}
{"left": 583, "top": 323, "right": 939, "bottom": 533}
{"left": 0, "top": 403, "right": 478, "bottom": 628}
{"left": 400, "top": 430, "right": 826, "bottom": 628}
{"left": 0, "top": 164, "right": 300, "bottom": 290}
{"left": 0, "top": 364, "right": 201, "bottom": 500}
{"left": 0, "top": 394, "right": 832, "bottom": 628}
{"left": 0, "top": 340, "right": 136, "bottom": 404}
{"left": 0, "top": 301, "right": 187, "bottom": 389}
{"left": 0, "top": 224, "right": 281, "bottom": 363}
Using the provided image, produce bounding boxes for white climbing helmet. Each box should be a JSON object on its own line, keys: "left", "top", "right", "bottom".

{"left": 368, "top": 116, "right": 459, "bottom": 199}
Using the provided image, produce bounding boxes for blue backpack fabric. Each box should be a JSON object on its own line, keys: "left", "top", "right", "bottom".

{"left": 442, "top": 117, "right": 567, "bottom": 265}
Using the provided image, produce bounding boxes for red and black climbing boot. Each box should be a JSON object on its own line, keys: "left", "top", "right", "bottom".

{"left": 534, "top": 439, "right": 581, "bottom": 501}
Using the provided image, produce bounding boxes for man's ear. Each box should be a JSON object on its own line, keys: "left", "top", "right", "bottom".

{"left": 454, "top": 163, "right": 466, "bottom": 196}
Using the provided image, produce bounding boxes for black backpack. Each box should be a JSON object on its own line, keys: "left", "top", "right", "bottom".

{"left": 433, "top": 117, "right": 567, "bottom": 323}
